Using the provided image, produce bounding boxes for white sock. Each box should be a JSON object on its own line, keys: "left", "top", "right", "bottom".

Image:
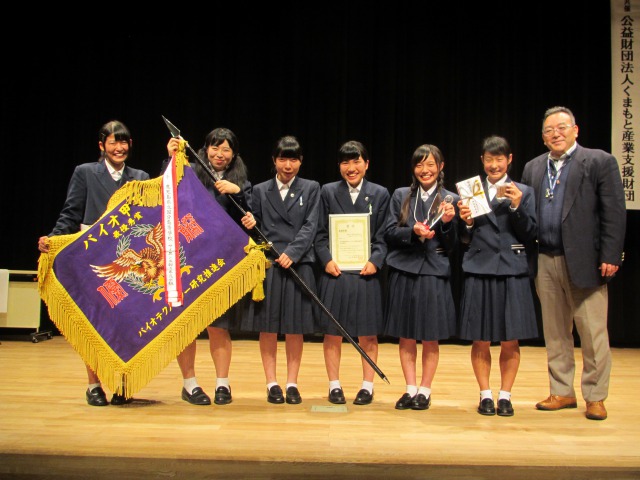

{"left": 361, "top": 381, "right": 374, "bottom": 394}
{"left": 406, "top": 385, "right": 418, "bottom": 396}
{"left": 286, "top": 383, "right": 297, "bottom": 390}
{"left": 216, "top": 377, "right": 230, "bottom": 390}
{"left": 499, "top": 390, "right": 511, "bottom": 401}
{"left": 88, "top": 383, "right": 101, "bottom": 391}
{"left": 183, "top": 377, "right": 199, "bottom": 394}
{"left": 480, "top": 389, "right": 493, "bottom": 400}
{"left": 329, "top": 380, "right": 341, "bottom": 391}
{"left": 418, "top": 386, "right": 431, "bottom": 397}
{"left": 267, "top": 382, "right": 278, "bottom": 390}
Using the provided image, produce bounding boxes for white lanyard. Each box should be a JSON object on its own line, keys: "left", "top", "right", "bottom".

{"left": 413, "top": 188, "right": 438, "bottom": 223}
{"left": 546, "top": 159, "right": 565, "bottom": 199}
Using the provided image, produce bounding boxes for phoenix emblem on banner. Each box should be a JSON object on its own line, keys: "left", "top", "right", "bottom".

{"left": 90, "top": 222, "right": 191, "bottom": 302}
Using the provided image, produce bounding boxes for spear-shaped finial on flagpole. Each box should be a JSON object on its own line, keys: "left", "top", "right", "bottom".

{"left": 161, "top": 115, "right": 390, "bottom": 384}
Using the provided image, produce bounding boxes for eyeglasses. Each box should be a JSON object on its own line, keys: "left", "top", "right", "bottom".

{"left": 542, "top": 124, "right": 574, "bottom": 137}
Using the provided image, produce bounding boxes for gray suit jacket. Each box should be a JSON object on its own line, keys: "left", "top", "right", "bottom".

{"left": 521, "top": 143, "right": 626, "bottom": 288}
{"left": 50, "top": 160, "right": 150, "bottom": 235}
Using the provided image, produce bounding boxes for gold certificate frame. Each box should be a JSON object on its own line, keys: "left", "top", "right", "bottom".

{"left": 329, "top": 213, "right": 371, "bottom": 271}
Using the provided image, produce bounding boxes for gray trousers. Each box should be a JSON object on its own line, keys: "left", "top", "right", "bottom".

{"left": 535, "top": 254, "right": 611, "bottom": 402}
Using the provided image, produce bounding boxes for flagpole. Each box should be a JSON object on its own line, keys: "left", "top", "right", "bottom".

{"left": 162, "top": 116, "right": 389, "bottom": 384}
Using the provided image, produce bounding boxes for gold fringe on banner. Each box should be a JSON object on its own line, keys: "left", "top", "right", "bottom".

{"left": 37, "top": 141, "right": 268, "bottom": 398}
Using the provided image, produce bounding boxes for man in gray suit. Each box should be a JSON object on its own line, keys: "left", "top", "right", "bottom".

{"left": 38, "top": 120, "right": 150, "bottom": 406}
{"left": 521, "top": 106, "right": 626, "bottom": 421}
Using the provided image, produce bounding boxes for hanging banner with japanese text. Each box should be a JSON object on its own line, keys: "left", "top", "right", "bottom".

{"left": 612, "top": 0, "right": 640, "bottom": 209}
{"left": 37, "top": 144, "right": 267, "bottom": 397}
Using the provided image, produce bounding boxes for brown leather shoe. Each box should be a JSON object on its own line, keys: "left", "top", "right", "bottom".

{"left": 535, "top": 395, "right": 578, "bottom": 410}
{"left": 586, "top": 401, "right": 607, "bottom": 420}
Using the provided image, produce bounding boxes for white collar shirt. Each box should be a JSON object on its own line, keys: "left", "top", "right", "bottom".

{"left": 276, "top": 176, "right": 294, "bottom": 200}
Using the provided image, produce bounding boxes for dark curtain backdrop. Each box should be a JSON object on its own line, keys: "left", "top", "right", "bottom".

{"left": 2, "top": 3, "right": 638, "bottom": 345}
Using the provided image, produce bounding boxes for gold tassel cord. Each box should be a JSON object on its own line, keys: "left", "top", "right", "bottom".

{"left": 37, "top": 140, "right": 267, "bottom": 397}
{"left": 38, "top": 234, "right": 266, "bottom": 398}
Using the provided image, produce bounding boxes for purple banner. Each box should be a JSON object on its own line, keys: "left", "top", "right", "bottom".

{"left": 53, "top": 168, "right": 249, "bottom": 362}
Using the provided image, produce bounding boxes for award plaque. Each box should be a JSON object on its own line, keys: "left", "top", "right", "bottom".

{"left": 329, "top": 213, "right": 371, "bottom": 270}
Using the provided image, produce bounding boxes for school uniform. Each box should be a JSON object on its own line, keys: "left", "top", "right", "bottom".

{"left": 314, "top": 179, "right": 390, "bottom": 336}
{"left": 50, "top": 160, "right": 150, "bottom": 235}
{"left": 243, "top": 176, "right": 320, "bottom": 334}
{"left": 383, "top": 186, "right": 459, "bottom": 341}
{"left": 458, "top": 177, "right": 539, "bottom": 342}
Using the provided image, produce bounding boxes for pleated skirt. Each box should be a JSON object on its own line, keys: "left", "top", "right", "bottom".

{"left": 383, "top": 268, "right": 456, "bottom": 341}
{"left": 240, "top": 263, "right": 318, "bottom": 335}
{"left": 316, "top": 271, "right": 385, "bottom": 337}
{"left": 458, "top": 274, "right": 539, "bottom": 342}
{"left": 208, "top": 293, "right": 250, "bottom": 331}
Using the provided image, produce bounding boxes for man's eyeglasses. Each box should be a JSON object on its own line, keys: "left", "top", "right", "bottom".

{"left": 542, "top": 124, "right": 574, "bottom": 137}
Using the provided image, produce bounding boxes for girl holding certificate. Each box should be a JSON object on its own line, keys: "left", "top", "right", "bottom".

{"left": 314, "top": 140, "right": 391, "bottom": 406}
{"left": 383, "top": 144, "right": 459, "bottom": 411}
{"left": 243, "top": 135, "right": 320, "bottom": 405}
{"left": 457, "top": 135, "right": 538, "bottom": 417}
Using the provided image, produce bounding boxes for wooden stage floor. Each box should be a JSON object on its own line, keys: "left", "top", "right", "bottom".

{"left": 0, "top": 336, "right": 638, "bottom": 479}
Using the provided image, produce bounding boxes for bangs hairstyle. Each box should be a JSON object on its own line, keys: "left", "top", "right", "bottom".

{"left": 272, "top": 135, "right": 303, "bottom": 160}
{"left": 338, "top": 140, "right": 369, "bottom": 163}
{"left": 99, "top": 120, "right": 131, "bottom": 144}
{"left": 205, "top": 127, "right": 239, "bottom": 156}
{"left": 195, "top": 127, "right": 247, "bottom": 189}
{"left": 482, "top": 135, "right": 511, "bottom": 157}
{"left": 398, "top": 143, "right": 446, "bottom": 225}
{"left": 411, "top": 144, "right": 444, "bottom": 169}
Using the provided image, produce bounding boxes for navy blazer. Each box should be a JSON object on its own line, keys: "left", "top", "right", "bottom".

{"left": 384, "top": 187, "right": 459, "bottom": 276}
{"left": 315, "top": 179, "right": 390, "bottom": 270}
{"left": 459, "top": 177, "right": 537, "bottom": 277}
{"left": 251, "top": 176, "right": 320, "bottom": 264}
{"left": 521, "top": 143, "right": 626, "bottom": 289}
{"left": 50, "top": 160, "right": 150, "bottom": 235}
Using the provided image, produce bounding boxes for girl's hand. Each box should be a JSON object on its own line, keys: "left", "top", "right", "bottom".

{"left": 241, "top": 211, "right": 256, "bottom": 230}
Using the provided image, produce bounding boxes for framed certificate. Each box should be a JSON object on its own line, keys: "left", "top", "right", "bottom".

{"left": 329, "top": 213, "right": 371, "bottom": 270}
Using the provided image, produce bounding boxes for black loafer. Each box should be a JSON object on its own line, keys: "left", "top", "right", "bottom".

{"left": 181, "top": 387, "right": 211, "bottom": 405}
{"left": 353, "top": 389, "right": 373, "bottom": 405}
{"left": 411, "top": 393, "right": 431, "bottom": 410}
{"left": 214, "top": 386, "right": 232, "bottom": 405}
{"left": 328, "top": 388, "right": 346, "bottom": 404}
{"left": 285, "top": 386, "right": 302, "bottom": 404}
{"left": 497, "top": 398, "right": 514, "bottom": 416}
{"left": 395, "top": 393, "right": 415, "bottom": 410}
{"left": 111, "top": 393, "right": 133, "bottom": 405}
{"left": 86, "top": 386, "right": 108, "bottom": 406}
{"left": 267, "top": 385, "right": 285, "bottom": 404}
{"left": 478, "top": 398, "right": 496, "bottom": 415}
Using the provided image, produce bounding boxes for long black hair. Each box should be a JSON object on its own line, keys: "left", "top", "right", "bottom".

{"left": 194, "top": 127, "right": 248, "bottom": 189}
{"left": 398, "top": 144, "right": 445, "bottom": 226}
